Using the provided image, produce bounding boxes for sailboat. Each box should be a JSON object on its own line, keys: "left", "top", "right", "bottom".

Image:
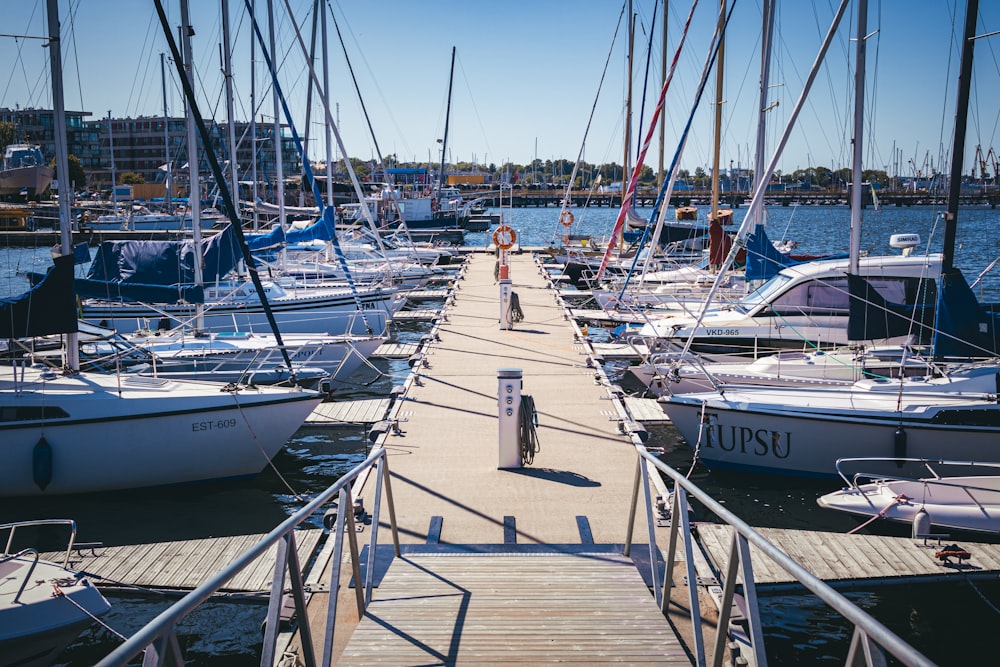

{"left": 658, "top": 0, "right": 1000, "bottom": 478}
{"left": 0, "top": 0, "right": 323, "bottom": 497}
{"left": 0, "top": 143, "right": 52, "bottom": 198}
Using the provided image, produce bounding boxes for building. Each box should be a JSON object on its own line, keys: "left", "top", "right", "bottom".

{"left": 0, "top": 107, "right": 300, "bottom": 197}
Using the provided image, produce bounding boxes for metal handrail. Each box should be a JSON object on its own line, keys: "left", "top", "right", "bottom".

{"left": 626, "top": 444, "right": 936, "bottom": 667}
{"left": 96, "top": 446, "right": 399, "bottom": 667}
{"left": 1, "top": 548, "right": 40, "bottom": 603}
{"left": 1, "top": 518, "right": 78, "bottom": 568}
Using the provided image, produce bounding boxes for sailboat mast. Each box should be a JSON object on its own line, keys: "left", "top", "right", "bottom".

{"left": 657, "top": 0, "right": 667, "bottom": 190}
{"left": 46, "top": 0, "right": 77, "bottom": 370}
{"left": 267, "top": 0, "right": 286, "bottom": 228}
{"left": 321, "top": 0, "right": 334, "bottom": 204}
{"left": 108, "top": 110, "right": 117, "bottom": 215}
{"left": 438, "top": 46, "right": 456, "bottom": 192}
{"left": 221, "top": 0, "right": 240, "bottom": 219}
{"left": 624, "top": 6, "right": 634, "bottom": 188}
{"left": 848, "top": 0, "right": 868, "bottom": 276}
{"left": 943, "top": 0, "right": 979, "bottom": 273}
{"left": 750, "top": 0, "right": 776, "bottom": 230}
{"left": 710, "top": 0, "right": 725, "bottom": 220}
{"left": 161, "top": 53, "right": 173, "bottom": 215}
{"left": 180, "top": 0, "right": 205, "bottom": 333}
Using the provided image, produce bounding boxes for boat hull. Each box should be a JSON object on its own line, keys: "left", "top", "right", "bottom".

{"left": 661, "top": 391, "right": 1000, "bottom": 478}
{"left": 0, "top": 165, "right": 53, "bottom": 197}
{"left": 0, "top": 372, "right": 321, "bottom": 496}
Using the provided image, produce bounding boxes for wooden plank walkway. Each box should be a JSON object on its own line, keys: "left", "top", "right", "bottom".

{"left": 40, "top": 529, "right": 323, "bottom": 594}
{"left": 697, "top": 525, "right": 1000, "bottom": 588}
{"left": 372, "top": 342, "right": 421, "bottom": 359}
{"left": 392, "top": 308, "right": 441, "bottom": 322}
{"left": 338, "top": 553, "right": 691, "bottom": 665}
{"left": 625, "top": 396, "right": 670, "bottom": 423}
{"left": 305, "top": 398, "right": 392, "bottom": 425}
{"left": 288, "top": 252, "right": 696, "bottom": 665}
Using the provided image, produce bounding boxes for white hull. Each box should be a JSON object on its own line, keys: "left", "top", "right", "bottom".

{"left": 818, "top": 475, "right": 1000, "bottom": 535}
{"left": 81, "top": 283, "right": 402, "bottom": 337}
{"left": 0, "top": 366, "right": 321, "bottom": 496}
{"left": 660, "top": 368, "right": 1000, "bottom": 477}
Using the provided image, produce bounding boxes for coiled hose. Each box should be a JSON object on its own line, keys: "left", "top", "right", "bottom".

{"left": 519, "top": 394, "right": 540, "bottom": 466}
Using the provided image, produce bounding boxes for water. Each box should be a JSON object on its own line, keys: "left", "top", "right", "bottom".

{"left": 3, "top": 205, "right": 1000, "bottom": 664}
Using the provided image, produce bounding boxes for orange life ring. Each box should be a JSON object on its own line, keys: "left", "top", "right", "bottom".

{"left": 559, "top": 209, "right": 574, "bottom": 227}
{"left": 492, "top": 225, "right": 516, "bottom": 250}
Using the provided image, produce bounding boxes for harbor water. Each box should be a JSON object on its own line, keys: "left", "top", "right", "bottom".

{"left": 2, "top": 203, "right": 999, "bottom": 665}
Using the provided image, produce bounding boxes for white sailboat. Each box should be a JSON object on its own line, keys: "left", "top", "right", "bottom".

{"left": 658, "top": 0, "right": 1000, "bottom": 479}
{"left": 0, "top": 0, "right": 323, "bottom": 497}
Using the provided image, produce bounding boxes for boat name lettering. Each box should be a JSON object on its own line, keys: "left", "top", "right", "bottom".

{"left": 705, "top": 328, "right": 740, "bottom": 336}
{"left": 703, "top": 416, "right": 791, "bottom": 459}
{"left": 192, "top": 418, "right": 238, "bottom": 432}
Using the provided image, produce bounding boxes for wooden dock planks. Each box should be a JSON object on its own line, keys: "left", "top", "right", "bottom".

{"left": 338, "top": 553, "right": 691, "bottom": 665}
{"left": 697, "top": 525, "right": 1000, "bottom": 587}
{"left": 305, "top": 398, "right": 391, "bottom": 425}
{"left": 41, "top": 530, "right": 323, "bottom": 594}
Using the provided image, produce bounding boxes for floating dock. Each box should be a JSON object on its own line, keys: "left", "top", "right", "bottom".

{"left": 281, "top": 251, "right": 699, "bottom": 664}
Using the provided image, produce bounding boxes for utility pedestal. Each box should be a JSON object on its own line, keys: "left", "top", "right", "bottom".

{"left": 497, "top": 368, "right": 522, "bottom": 469}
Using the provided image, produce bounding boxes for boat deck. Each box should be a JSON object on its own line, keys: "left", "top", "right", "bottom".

{"left": 287, "top": 251, "right": 697, "bottom": 664}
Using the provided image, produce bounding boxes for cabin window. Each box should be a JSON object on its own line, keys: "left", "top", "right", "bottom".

{"left": 0, "top": 406, "right": 71, "bottom": 422}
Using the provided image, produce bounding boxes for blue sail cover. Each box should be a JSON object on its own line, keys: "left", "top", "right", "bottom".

{"left": 244, "top": 212, "right": 336, "bottom": 251}
{"left": 745, "top": 226, "right": 796, "bottom": 281}
{"left": 933, "top": 268, "right": 1000, "bottom": 358}
{"left": 79, "top": 224, "right": 242, "bottom": 304}
{"left": 1, "top": 253, "right": 79, "bottom": 337}
{"left": 847, "top": 273, "right": 937, "bottom": 343}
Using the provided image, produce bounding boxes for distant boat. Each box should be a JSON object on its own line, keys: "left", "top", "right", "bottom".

{"left": 0, "top": 519, "right": 112, "bottom": 666}
{"left": 0, "top": 144, "right": 52, "bottom": 198}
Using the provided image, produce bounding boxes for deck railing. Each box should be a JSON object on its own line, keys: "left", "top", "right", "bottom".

{"left": 95, "top": 446, "right": 399, "bottom": 667}
{"left": 626, "top": 443, "right": 936, "bottom": 667}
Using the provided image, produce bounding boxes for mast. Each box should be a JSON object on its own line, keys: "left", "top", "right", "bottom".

{"left": 657, "top": 0, "right": 667, "bottom": 189}
{"left": 848, "top": 0, "right": 868, "bottom": 275}
{"left": 46, "top": 0, "right": 77, "bottom": 370}
{"left": 250, "top": 0, "right": 259, "bottom": 230}
{"left": 438, "top": 46, "right": 456, "bottom": 192}
{"left": 942, "top": 0, "right": 979, "bottom": 273}
{"left": 321, "top": 0, "right": 334, "bottom": 204}
{"left": 749, "top": 0, "right": 776, "bottom": 230}
{"left": 108, "top": 110, "right": 118, "bottom": 216}
{"left": 161, "top": 53, "right": 173, "bottom": 215}
{"left": 180, "top": 0, "right": 205, "bottom": 332}
{"left": 624, "top": 6, "right": 634, "bottom": 189}
{"left": 267, "top": 0, "right": 286, "bottom": 228}
{"left": 221, "top": 0, "right": 240, "bottom": 219}
{"left": 709, "top": 0, "right": 725, "bottom": 222}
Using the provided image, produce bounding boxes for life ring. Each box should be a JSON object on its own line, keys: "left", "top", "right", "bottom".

{"left": 559, "top": 210, "right": 574, "bottom": 227}
{"left": 430, "top": 198, "right": 441, "bottom": 212}
{"left": 492, "top": 225, "right": 516, "bottom": 250}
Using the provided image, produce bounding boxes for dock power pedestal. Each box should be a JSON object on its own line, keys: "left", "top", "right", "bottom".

{"left": 497, "top": 368, "right": 522, "bottom": 469}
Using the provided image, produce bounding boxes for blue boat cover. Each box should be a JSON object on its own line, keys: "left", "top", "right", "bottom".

{"left": 846, "top": 273, "right": 937, "bottom": 343}
{"left": 932, "top": 268, "right": 1000, "bottom": 358}
{"left": 79, "top": 224, "right": 242, "bottom": 304}
{"left": 1, "top": 253, "right": 79, "bottom": 337}
{"left": 744, "top": 226, "right": 796, "bottom": 281}
{"left": 244, "top": 210, "right": 336, "bottom": 251}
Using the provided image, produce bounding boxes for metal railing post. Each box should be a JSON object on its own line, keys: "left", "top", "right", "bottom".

{"left": 260, "top": 533, "right": 291, "bottom": 666}
{"left": 661, "top": 487, "right": 682, "bottom": 608}
{"left": 321, "top": 487, "right": 349, "bottom": 667}
{"left": 624, "top": 455, "right": 642, "bottom": 557}
{"left": 366, "top": 460, "right": 385, "bottom": 605}
{"left": 711, "top": 531, "right": 741, "bottom": 667}
{"left": 343, "top": 493, "right": 365, "bottom": 616}
{"left": 380, "top": 452, "right": 401, "bottom": 557}
{"left": 284, "top": 531, "right": 317, "bottom": 667}
{"left": 639, "top": 455, "right": 663, "bottom": 607}
{"left": 735, "top": 531, "right": 766, "bottom": 666}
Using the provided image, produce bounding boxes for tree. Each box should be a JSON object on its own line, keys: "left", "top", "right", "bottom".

{"left": 120, "top": 172, "right": 145, "bottom": 185}
{"left": 0, "top": 121, "right": 15, "bottom": 152}
{"left": 50, "top": 154, "right": 87, "bottom": 190}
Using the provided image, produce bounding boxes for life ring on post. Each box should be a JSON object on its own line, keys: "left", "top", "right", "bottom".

{"left": 559, "top": 209, "right": 575, "bottom": 227}
{"left": 492, "top": 225, "right": 516, "bottom": 250}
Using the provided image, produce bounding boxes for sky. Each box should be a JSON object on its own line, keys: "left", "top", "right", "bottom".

{"left": 2, "top": 0, "right": 1000, "bottom": 180}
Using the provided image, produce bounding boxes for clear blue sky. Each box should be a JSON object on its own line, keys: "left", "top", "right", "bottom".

{"left": 3, "top": 0, "right": 999, "bottom": 179}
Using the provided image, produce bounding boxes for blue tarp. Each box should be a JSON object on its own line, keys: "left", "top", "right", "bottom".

{"left": 79, "top": 224, "right": 241, "bottom": 304}
{"left": 244, "top": 210, "right": 337, "bottom": 251}
{"left": 1, "top": 253, "right": 79, "bottom": 338}
{"left": 745, "top": 226, "right": 796, "bottom": 281}
{"left": 933, "top": 268, "right": 1000, "bottom": 358}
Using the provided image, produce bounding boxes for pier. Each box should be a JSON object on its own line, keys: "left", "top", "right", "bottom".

{"left": 98, "top": 250, "right": 958, "bottom": 667}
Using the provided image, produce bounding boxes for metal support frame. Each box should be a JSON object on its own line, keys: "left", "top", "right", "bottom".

{"left": 97, "top": 447, "right": 400, "bottom": 667}
{"left": 626, "top": 445, "right": 936, "bottom": 667}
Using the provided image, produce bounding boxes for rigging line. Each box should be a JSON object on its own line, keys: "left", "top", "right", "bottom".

{"left": 552, "top": 2, "right": 627, "bottom": 243}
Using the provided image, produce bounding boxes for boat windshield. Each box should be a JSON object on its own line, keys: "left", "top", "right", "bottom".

{"left": 734, "top": 273, "right": 792, "bottom": 314}
{"left": 5, "top": 145, "right": 44, "bottom": 168}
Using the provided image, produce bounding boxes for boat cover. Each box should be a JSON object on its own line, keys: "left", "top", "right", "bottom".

{"left": 846, "top": 273, "right": 937, "bottom": 343}
{"left": 0, "top": 253, "right": 78, "bottom": 337}
{"left": 933, "top": 267, "right": 1000, "bottom": 358}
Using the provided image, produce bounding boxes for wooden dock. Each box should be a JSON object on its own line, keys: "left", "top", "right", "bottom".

{"left": 283, "top": 251, "right": 699, "bottom": 665}
{"left": 41, "top": 530, "right": 324, "bottom": 596}
{"left": 697, "top": 525, "right": 1000, "bottom": 590}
